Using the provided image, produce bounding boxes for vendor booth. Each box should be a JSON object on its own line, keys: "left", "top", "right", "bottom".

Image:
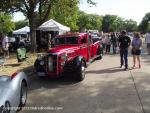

{"left": 13, "top": 26, "right": 30, "bottom": 35}
{"left": 38, "top": 19, "right": 70, "bottom": 33}
{"left": 13, "top": 26, "right": 30, "bottom": 39}
{"left": 36, "top": 19, "right": 70, "bottom": 52}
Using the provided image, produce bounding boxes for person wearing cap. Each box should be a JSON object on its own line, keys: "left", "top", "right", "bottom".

{"left": 118, "top": 30, "right": 131, "bottom": 70}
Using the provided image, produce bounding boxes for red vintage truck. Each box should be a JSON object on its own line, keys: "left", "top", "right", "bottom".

{"left": 34, "top": 33, "right": 103, "bottom": 81}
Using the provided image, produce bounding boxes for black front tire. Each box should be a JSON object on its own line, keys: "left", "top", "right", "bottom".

{"left": 19, "top": 81, "right": 27, "bottom": 109}
{"left": 76, "top": 61, "right": 85, "bottom": 81}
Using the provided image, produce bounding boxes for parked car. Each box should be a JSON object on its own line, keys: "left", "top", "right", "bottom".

{"left": 0, "top": 72, "right": 28, "bottom": 113}
{"left": 91, "top": 34, "right": 102, "bottom": 43}
{"left": 34, "top": 33, "right": 103, "bottom": 81}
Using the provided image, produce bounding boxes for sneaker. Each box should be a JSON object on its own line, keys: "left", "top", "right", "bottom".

{"left": 120, "top": 65, "right": 123, "bottom": 68}
{"left": 124, "top": 67, "right": 128, "bottom": 71}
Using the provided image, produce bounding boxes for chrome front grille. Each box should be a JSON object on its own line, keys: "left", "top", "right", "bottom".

{"left": 47, "top": 54, "right": 57, "bottom": 72}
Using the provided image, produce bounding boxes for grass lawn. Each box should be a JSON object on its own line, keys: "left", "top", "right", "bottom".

{"left": 0, "top": 53, "right": 36, "bottom": 76}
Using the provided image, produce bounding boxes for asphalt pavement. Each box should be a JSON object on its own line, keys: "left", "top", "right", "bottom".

{"left": 20, "top": 49, "right": 150, "bottom": 113}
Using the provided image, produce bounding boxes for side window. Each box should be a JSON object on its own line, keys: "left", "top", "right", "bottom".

{"left": 81, "top": 37, "right": 87, "bottom": 44}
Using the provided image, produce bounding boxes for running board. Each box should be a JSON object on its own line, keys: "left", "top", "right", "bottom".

{"left": 86, "top": 54, "right": 102, "bottom": 67}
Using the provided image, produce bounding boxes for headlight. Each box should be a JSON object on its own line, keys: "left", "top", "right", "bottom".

{"left": 60, "top": 54, "right": 68, "bottom": 61}
{"left": 40, "top": 60, "right": 44, "bottom": 65}
{"left": 60, "top": 54, "right": 67, "bottom": 66}
{"left": 60, "top": 62, "right": 65, "bottom": 66}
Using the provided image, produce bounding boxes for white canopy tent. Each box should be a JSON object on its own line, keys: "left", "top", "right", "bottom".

{"left": 38, "top": 19, "right": 70, "bottom": 34}
{"left": 13, "top": 26, "right": 30, "bottom": 35}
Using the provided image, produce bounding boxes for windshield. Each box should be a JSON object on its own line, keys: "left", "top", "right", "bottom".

{"left": 55, "top": 36, "right": 79, "bottom": 45}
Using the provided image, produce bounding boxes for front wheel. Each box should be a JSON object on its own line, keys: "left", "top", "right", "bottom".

{"left": 19, "top": 82, "right": 27, "bottom": 108}
{"left": 76, "top": 61, "right": 86, "bottom": 81}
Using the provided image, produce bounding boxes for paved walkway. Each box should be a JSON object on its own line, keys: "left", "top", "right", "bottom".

{"left": 85, "top": 51, "right": 150, "bottom": 113}
{"left": 20, "top": 49, "right": 150, "bottom": 113}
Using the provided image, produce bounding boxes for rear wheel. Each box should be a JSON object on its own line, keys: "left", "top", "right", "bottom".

{"left": 76, "top": 61, "right": 86, "bottom": 81}
{"left": 97, "top": 47, "right": 103, "bottom": 59}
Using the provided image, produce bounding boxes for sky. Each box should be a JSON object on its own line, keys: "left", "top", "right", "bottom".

{"left": 79, "top": 0, "right": 150, "bottom": 24}
{"left": 13, "top": 0, "right": 150, "bottom": 24}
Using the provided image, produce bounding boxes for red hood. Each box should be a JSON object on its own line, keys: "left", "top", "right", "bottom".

{"left": 48, "top": 45, "right": 79, "bottom": 54}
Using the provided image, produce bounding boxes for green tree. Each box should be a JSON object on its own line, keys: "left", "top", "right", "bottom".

{"left": 77, "top": 11, "right": 88, "bottom": 31}
{"left": 77, "top": 11, "right": 103, "bottom": 32}
{"left": 87, "top": 14, "right": 103, "bottom": 31}
{"left": 0, "top": 12, "right": 15, "bottom": 34}
{"left": 102, "top": 15, "right": 137, "bottom": 32}
{"left": 14, "top": 20, "right": 28, "bottom": 30}
{"left": 123, "top": 19, "right": 137, "bottom": 32}
{"left": 110, "top": 17, "right": 124, "bottom": 32}
{"left": 50, "top": 0, "right": 79, "bottom": 31}
{"left": 102, "top": 15, "right": 118, "bottom": 32}
{"left": 138, "top": 13, "right": 150, "bottom": 33}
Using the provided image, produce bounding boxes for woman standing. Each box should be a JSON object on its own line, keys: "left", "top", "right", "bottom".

{"left": 131, "top": 32, "right": 142, "bottom": 68}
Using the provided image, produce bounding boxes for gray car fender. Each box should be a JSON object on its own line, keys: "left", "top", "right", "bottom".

{"left": 11, "top": 72, "right": 28, "bottom": 108}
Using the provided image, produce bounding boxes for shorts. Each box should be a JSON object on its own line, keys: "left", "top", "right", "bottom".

{"left": 131, "top": 49, "right": 141, "bottom": 55}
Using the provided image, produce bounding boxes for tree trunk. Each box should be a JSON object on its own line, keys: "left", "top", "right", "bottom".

{"left": 29, "top": 18, "right": 37, "bottom": 53}
{"left": 30, "top": 27, "right": 36, "bottom": 53}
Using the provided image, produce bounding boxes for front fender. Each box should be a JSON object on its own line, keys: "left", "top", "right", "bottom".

{"left": 34, "top": 59, "right": 45, "bottom": 72}
{"left": 10, "top": 72, "right": 28, "bottom": 108}
{"left": 64, "top": 56, "right": 86, "bottom": 72}
{"left": 73, "top": 56, "right": 86, "bottom": 67}
{"left": 11, "top": 72, "right": 27, "bottom": 89}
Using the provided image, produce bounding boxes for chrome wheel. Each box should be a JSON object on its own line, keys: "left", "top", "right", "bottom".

{"left": 81, "top": 62, "right": 85, "bottom": 78}
{"left": 76, "top": 61, "right": 85, "bottom": 81}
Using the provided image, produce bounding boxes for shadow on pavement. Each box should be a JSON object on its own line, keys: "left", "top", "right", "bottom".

{"left": 22, "top": 71, "right": 150, "bottom": 113}
{"left": 22, "top": 66, "right": 34, "bottom": 74}
{"left": 28, "top": 74, "right": 80, "bottom": 91}
{"left": 86, "top": 67, "right": 123, "bottom": 74}
{"left": 142, "top": 55, "right": 150, "bottom": 65}
{"left": 5, "top": 63, "right": 21, "bottom": 67}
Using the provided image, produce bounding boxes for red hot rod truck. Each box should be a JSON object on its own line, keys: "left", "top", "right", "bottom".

{"left": 34, "top": 33, "right": 103, "bottom": 81}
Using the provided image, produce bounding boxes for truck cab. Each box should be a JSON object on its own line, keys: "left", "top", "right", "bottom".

{"left": 34, "top": 33, "right": 103, "bottom": 81}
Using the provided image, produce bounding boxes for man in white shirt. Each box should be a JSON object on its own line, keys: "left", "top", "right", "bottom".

{"left": 2, "top": 34, "right": 9, "bottom": 58}
{"left": 145, "top": 32, "right": 150, "bottom": 55}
